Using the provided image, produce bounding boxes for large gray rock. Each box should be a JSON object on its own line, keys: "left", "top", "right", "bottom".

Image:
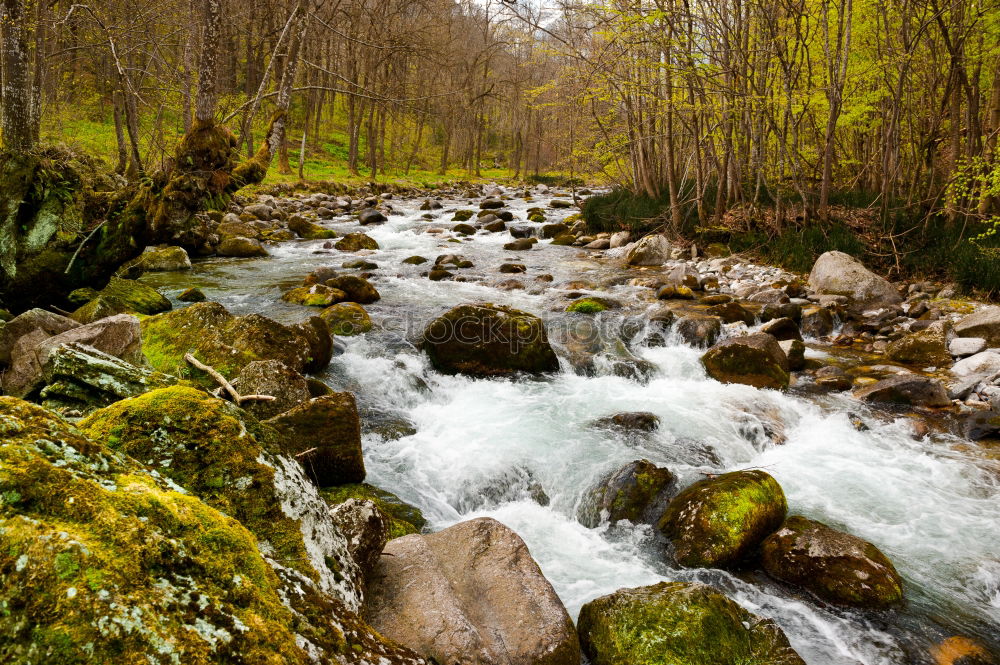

{"left": 951, "top": 351, "right": 1000, "bottom": 378}
{"left": 853, "top": 373, "right": 951, "bottom": 407}
{"left": 949, "top": 337, "right": 987, "bottom": 357}
{"left": 0, "top": 308, "right": 79, "bottom": 365}
{"left": 365, "top": 517, "right": 580, "bottom": 665}
{"left": 626, "top": 234, "right": 671, "bottom": 266}
{"left": 955, "top": 306, "right": 1000, "bottom": 346}
{"left": 808, "top": 251, "right": 902, "bottom": 312}
{"left": 39, "top": 343, "right": 175, "bottom": 410}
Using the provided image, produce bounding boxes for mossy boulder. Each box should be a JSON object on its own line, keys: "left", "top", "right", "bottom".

{"left": 422, "top": 303, "right": 559, "bottom": 377}
{"left": 288, "top": 215, "right": 337, "bottom": 239}
{"left": 178, "top": 286, "right": 206, "bottom": 302}
{"left": 577, "top": 582, "right": 805, "bottom": 665}
{"left": 71, "top": 277, "right": 171, "bottom": 323}
{"left": 282, "top": 284, "right": 347, "bottom": 307}
{"left": 217, "top": 236, "right": 269, "bottom": 257}
{"left": 321, "top": 302, "right": 373, "bottom": 336}
{"left": 578, "top": 460, "right": 677, "bottom": 528}
{"left": 133, "top": 245, "right": 192, "bottom": 272}
{"left": 551, "top": 233, "right": 577, "bottom": 246}
{"left": 452, "top": 210, "right": 475, "bottom": 221}
{"left": 235, "top": 359, "right": 310, "bottom": 420}
{"left": 139, "top": 301, "right": 319, "bottom": 380}
{"left": 402, "top": 255, "right": 427, "bottom": 265}
{"left": 761, "top": 516, "right": 904, "bottom": 609}
{"left": 326, "top": 275, "right": 380, "bottom": 304}
{"left": 322, "top": 483, "right": 427, "bottom": 540}
{"left": 885, "top": 324, "right": 951, "bottom": 366}
{"left": 0, "top": 395, "right": 426, "bottom": 664}
{"left": 566, "top": 298, "right": 608, "bottom": 314}
{"left": 335, "top": 233, "right": 379, "bottom": 252}
{"left": 676, "top": 314, "right": 722, "bottom": 346}
{"left": 657, "top": 470, "right": 787, "bottom": 568}
{"left": 707, "top": 301, "right": 755, "bottom": 325}
{"left": 701, "top": 333, "right": 790, "bottom": 390}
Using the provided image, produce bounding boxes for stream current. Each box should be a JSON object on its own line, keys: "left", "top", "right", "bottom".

{"left": 142, "top": 188, "right": 1000, "bottom": 664}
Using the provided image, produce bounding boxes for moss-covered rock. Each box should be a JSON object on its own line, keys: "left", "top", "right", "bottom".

{"left": 885, "top": 324, "right": 951, "bottom": 366}
{"left": 320, "top": 302, "right": 373, "bottom": 336}
{"left": 452, "top": 209, "right": 474, "bottom": 221}
{"left": 282, "top": 284, "right": 347, "bottom": 307}
{"left": 335, "top": 233, "right": 379, "bottom": 252}
{"left": 321, "top": 483, "right": 427, "bottom": 540}
{"left": 139, "top": 301, "right": 318, "bottom": 380}
{"left": 288, "top": 215, "right": 337, "bottom": 239}
{"left": 422, "top": 303, "right": 560, "bottom": 377}
{"left": 0, "top": 395, "right": 426, "bottom": 664}
{"left": 217, "top": 236, "right": 269, "bottom": 257}
{"left": 701, "top": 333, "right": 790, "bottom": 390}
{"left": 577, "top": 582, "right": 805, "bottom": 665}
{"left": 761, "top": 516, "right": 904, "bottom": 609}
{"left": 578, "top": 460, "right": 676, "bottom": 528}
{"left": 566, "top": 298, "right": 608, "bottom": 314}
{"left": 326, "top": 275, "right": 380, "bottom": 304}
{"left": 71, "top": 277, "right": 172, "bottom": 323}
{"left": 657, "top": 470, "right": 787, "bottom": 568}
{"left": 178, "top": 286, "right": 207, "bottom": 302}
{"left": 136, "top": 245, "right": 192, "bottom": 272}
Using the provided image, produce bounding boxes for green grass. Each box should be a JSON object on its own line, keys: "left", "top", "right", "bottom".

{"left": 582, "top": 188, "right": 675, "bottom": 233}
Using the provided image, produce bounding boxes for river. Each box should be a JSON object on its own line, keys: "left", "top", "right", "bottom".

{"left": 142, "top": 186, "right": 1000, "bottom": 664}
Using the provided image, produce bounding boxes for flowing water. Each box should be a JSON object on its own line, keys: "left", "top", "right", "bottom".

{"left": 143, "top": 189, "right": 1000, "bottom": 664}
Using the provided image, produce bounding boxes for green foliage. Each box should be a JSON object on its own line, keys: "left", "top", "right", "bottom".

{"left": 582, "top": 188, "right": 672, "bottom": 233}
{"left": 729, "top": 222, "right": 866, "bottom": 273}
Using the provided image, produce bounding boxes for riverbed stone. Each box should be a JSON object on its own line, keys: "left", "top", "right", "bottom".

{"left": 853, "top": 373, "right": 951, "bottom": 408}
{"left": 281, "top": 284, "right": 346, "bottom": 307}
{"left": 761, "top": 516, "right": 904, "bottom": 609}
{"left": 702, "top": 333, "right": 790, "bottom": 390}
{"left": 326, "top": 275, "right": 380, "bottom": 304}
{"left": 335, "top": 232, "right": 379, "bottom": 251}
{"left": 178, "top": 286, "right": 206, "bottom": 302}
{"left": 706, "top": 301, "right": 755, "bottom": 325}
{"left": 675, "top": 313, "right": 722, "bottom": 346}
{"left": 760, "top": 317, "right": 802, "bottom": 341}
{"left": 235, "top": 359, "right": 310, "bottom": 419}
{"left": 954, "top": 306, "right": 1000, "bottom": 346}
{"left": 658, "top": 470, "right": 787, "bottom": 568}
{"left": 577, "top": 581, "right": 805, "bottom": 665}
{"left": 578, "top": 459, "right": 677, "bottom": 528}
{"left": 801, "top": 305, "right": 835, "bottom": 337}
{"left": 217, "top": 235, "right": 269, "bottom": 257}
{"left": 779, "top": 339, "right": 805, "bottom": 371}
{"left": 137, "top": 245, "right": 192, "bottom": 271}
{"left": 422, "top": 303, "right": 559, "bottom": 376}
{"left": 321, "top": 302, "right": 373, "bottom": 335}
{"left": 952, "top": 351, "right": 1000, "bottom": 378}
{"left": 594, "top": 411, "right": 661, "bottom": 432}
{"left": 885, "top": 323, "right": 951, "bottom": 366}
{"left": 626, "top": 234, "right": 671, "bottom": 266}
{"left": 949, "top": 337, "right": 987, "bottom": 357}
{"left": 359, "top": 208, "right": 387, "bottom": 225}
{"left": 365, "top": 517, "right": 581, "bottom": 665}
{"left": 808, "top": 251, "right": 902, "bottom": 312}
{"left": 264, "top": 393, "right": 365, "bottom": 486}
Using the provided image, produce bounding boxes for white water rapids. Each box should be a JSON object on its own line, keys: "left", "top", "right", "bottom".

{"left": 142, "top": 189, "right": 1000, "bottom": 664}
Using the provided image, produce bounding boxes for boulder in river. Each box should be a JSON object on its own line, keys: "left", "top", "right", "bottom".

{"left": 365, "top": 517, "right": 581, "bottom": 665}
{"left": 265, "top": 393, "right": 366, "bottom": 487}
{"left": 358, "top": 207, "right": 388, "bottom": 225}
{"left": 885, "top": 323, "right": 951, "bottom": 366}
{"left": 760, "top": 317, "right": 802, "bottom": 341}
{"left": 577, "top": 582, "right": 806, "bottom": 665}
{"left": 177, "top": 286, "right": 206, "bottom": 302}
{"left": 952, "top": 351, "right": 1000, "bottom": 378}
{"left": 706, "top": 301, "right": 755, "bottom": 325}
{"left": 422, "top": 303, "right": 559, "bottom": 376}
{"left": 675, "top": 313, "right": 722, "bottom": 346}
{"left": 701, "top": 333, "right": 790, "bottom": 390}
{"left": 335, "top": 232, "right": 379, "bottom": 251}
{"left": 808, "top": 251, "right": 902, "bottom": 312}
{"left": 853, "top": 373, "right": 951, "bottom": 408}
{"left": 136, "top": 245, "right": 192, "bottom": 271}
{"left": 593, "top": 411, "right": 660, "bottom": 433}
{"left": 626, "top": 234, "right": 671, "bottom": 266}
{"left": 800, "top": 305, "right": 835, "bottom": 337}
{"left": 954, "top": 306, "right": 1000, "bottom": 346}
{"left": 320, "top": 302, "right": 373, "bottom": 336}
{"left": 217, "top": 235, "right": 269, "bottom": 257}
{"left": 326, "top": 275, "right": 380, "bottom": 304}
{"left": 282, "top": 284, "right": 346, "bottom": 307}
{"left": 761, "top": 515, "right": 904, "bottom": 609}
{"left": 658, "top": 469, "right": 787, "bottom": 568}
{"left": 578, "top": 459, "right": 677, "bottom": 528}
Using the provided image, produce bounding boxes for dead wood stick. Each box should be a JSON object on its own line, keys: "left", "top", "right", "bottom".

{"left": 184, "top": 353, "right": 275, "bottom": 404}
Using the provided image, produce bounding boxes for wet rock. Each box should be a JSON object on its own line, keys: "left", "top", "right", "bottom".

{"left": 550, "top": 233, "right": 577, "bottom": 246}
{"left": 550, "top": 199, "right": 573, "bottom": 208}
{"left": 322, "top": 483, "right": 427, "bottom": 539}
{"left": 801, "top": 306, "right": 835, "bottom": 337}
{"left": 365, "top": 517, "right": 581, "bottom": 665}
{"left": 853, "top": 373, "right": 951, "bottom": 407}
{"left": 658, "top": 470, "right": 787, "bottom": 568}
{"left": 329, "top": 498, "right": 390, "bottom": 584}
{"left": 290, "top": 315, "right": 336, "bottom": 373}
{"left": 0, "top": 308, "right": 80, "bottom": 365}
{"left": 702, "top": 333, "right": 790, "bottom": 390}
{"left": 949, "top": 337, "right": 987, "bottom": 357}
{"left": 578, "top": 459, "right": 676, "bottom": 528}
{"left": 931, "top": 637, "right": 999, "bottom": 665}
{"left": 593, "top": 411, "right": 660, "bottom": 433}
{"left": 500, "top": 263, "right": 526, "bottom": 273}
{"left": 962, "top": 410, "right": 1000, "bottom": 440}
{"left": 541, "top": 222, "right": 568, "bottom": 239}
{"left": 403, "top": 255, "right": 428, "bottom": 265}
{"left": 761, "top": 515, "right": 904, "bottom": 609}
{"left": 320, "top": 302, "right": 373, "bottom": 336}
{"left": 326, "top": 275, "right": 380, "bottom": 304}
{"left": 335, "top": 232, "right": 379, "bottom": 251}
{"left": 140, "top": 301, "right": 319, "bottom": 379}
{"left": 504, "top": 238, "right": 534, "bottom": 251}
{"left": 577, "top": 582, "right": 805, "bottom": 665}
{"left": 626, "top": 234, "right": 671, "bottom": 266}
{"left": 656, "top": 284, "right": 695, "bottom": 300}
{"left": 584, "top": 238, "right": 611, "bottom": 249}
{"left": 422, "top": 303, "right": 559, "bottom": 377}
{"left": 566, "top": 297, "right": 612, "bottom": 314}
{"left": 217, "top": 235, "right": 269, "bottom": 257}
{"left": 265, "top": 393, "right": 366, "bottom": 486}
{"left": 343, "top": 259, "right": 378, "bottom": 270}
{"left": 137, "top": 245, "right": 192, "bottom": 271}
{"left": 235, "top": 360, "right": 310, "bottom": 419}
{"left": 428, "top": 268, "right": 453, "bottom": 281}
{"left": 952, "top": 351, "right": 1000, "bottom": 378}
{"left": 676, "top": 313, "right": 722, "bottom": 346}
{"left": 706, "top": 301, "right": 755, "bottom": 325}
{"left": 808, "top": 251, "right": 902, "bottom": 312}
{"left": 359, "top": 208, "right": 388, "bottom": 225}
{"left": 954, "top": 306, "right": 1000, "bottom": 346}
{"left": 452, "top": 223, "right": 476, "bottom": 235}
{"left": 288, "top": 215, "right": 337, "bottom": 239}
{"left": 779, "top": 339, "right": 805, "bottom": 371}
{"left": 177, "top": 286, "right": 206, "bottom": 302}
{"left": 479, "top": 198, "right": 504, "bottom": 209}
{"left": 281, "top": 284, "right": 346, "bottom": 307}
{"left": 885, "top": 323, "right": 951, "bottom": 366}
{"left": 760, "top": 317, "right": 802, "bottom": 341}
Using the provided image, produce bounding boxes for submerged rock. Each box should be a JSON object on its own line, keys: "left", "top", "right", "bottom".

{"left": 423, "top": 303, "right": 559, "bottom": 377}
{"left": 594, "top": 411, "right": 661, "bottom": 433}
{"left": 761, "top": 516, "right": 904, "bottom": 609}
{"left": 808, "top": 251, "right": 902, "bottom": 312}
{"left": 658, "top": 470, "right": 787, "bottom": 568}
{"left": 578, "top": 459, "right": 677, "bottom": 528}
{"left": 365, "top": 517, "right": 581, "bottom": 665}
{"left": 701, "top": 333, "right": 790, "bottom": 390}
{"left": 577, "top": 582, "right": 805, "bottom": 665}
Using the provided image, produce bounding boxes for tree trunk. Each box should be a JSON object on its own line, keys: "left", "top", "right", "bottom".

{"left": 1, "top": 0, "right": 34, "bottom": 152}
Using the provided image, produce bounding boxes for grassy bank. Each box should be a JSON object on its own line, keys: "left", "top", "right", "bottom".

{"left": 582, "top": 188, "right": 1000, "bottom": 296}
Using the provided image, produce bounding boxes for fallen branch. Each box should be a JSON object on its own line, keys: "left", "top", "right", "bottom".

{"left": 184, "top": 353, "right": 276, "bottom": 404}
{"left": 294, "top": 447, "right": 319, "bottom": 458}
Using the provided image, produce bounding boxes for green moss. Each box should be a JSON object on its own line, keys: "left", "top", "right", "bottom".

{"left": 451, "top": 210, "right": 474, "bottom": 222}
{"left": 566, "top": 298, "right": 607, "bottom": 314}
{"left": 320, "top": 303, "right": 373, "bottom": 336}
{"left": 320, "top": 483, "right": 426, "bottom": 539}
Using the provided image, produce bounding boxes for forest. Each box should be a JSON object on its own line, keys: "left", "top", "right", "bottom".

{"left": 1, "top": 1, "right": 1000, "bottom": 665}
